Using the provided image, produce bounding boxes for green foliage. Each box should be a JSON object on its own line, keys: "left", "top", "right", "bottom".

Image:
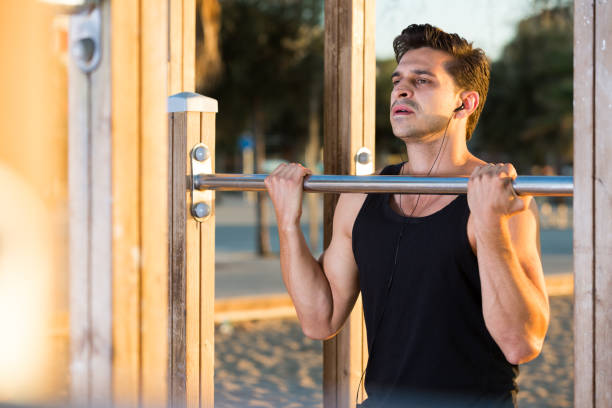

{"left": 472, "top": 5, "right": 573, "bottom": 172}
{"left": 199, "top": 0, "right": 324, "bottom": 169}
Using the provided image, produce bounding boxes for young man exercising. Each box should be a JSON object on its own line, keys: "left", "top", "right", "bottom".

{"left": 265, "top": 24, "right": 549, "bottom": 407}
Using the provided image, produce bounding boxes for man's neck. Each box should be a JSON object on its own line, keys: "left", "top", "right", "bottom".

{"left": 401, "top": 132, "right": 472, "bottom": 176}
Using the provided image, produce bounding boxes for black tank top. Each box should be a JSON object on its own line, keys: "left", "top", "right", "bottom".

{"left": 352, "top": 163, "right": 518, "bottom": 408}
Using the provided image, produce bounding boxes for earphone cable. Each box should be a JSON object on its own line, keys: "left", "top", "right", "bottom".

{"left": 354, "top": 109, "right": 458, "bottom": 406}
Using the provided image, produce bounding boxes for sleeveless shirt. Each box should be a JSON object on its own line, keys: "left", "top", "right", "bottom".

{"left": 352, "top": 163, "right": 518, "bottom": 408}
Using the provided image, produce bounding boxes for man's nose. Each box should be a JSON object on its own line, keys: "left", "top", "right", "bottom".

{"left": 393, "top": 83, "right": 413, "bottom": 99}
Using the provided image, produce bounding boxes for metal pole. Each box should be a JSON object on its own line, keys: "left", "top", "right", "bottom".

{"left": 194, "top": 174, "right": 574, "bottom": 197}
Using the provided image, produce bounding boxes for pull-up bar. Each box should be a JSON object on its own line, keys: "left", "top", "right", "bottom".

{"left": 194, "top": 174, "right": 574, "bottom": 197}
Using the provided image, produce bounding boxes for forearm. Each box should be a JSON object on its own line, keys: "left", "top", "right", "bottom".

{"left": 278, "top": 224, "right": 336, "bottom": 337}
{"left": 475, "top": 218, "right": 549, "bottom": 363}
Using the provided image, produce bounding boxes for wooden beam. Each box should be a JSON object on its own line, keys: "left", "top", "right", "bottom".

{"left": 140, "top": 0, "right": 170, "bottom": 405}
{"left": 68, "top": 15, "right": 92, "bottom": 406}
{"left": 68, "top": 4, "right": 113, "bottom": 405}
{"left": 168, "top": 92, "right": 217, "bottom": 408}
{"left": 323, "top": 1, "right": 375, "bottom": 407}
{"left": 574, "top": 0, "right": 612, "bottom": 406}
{"left": 593, "top": 1, "right": 612, "bottom": 406}
{"left": 111, "top": 0, "right": 141, "bottom": 406}
{"left": 573, "top": 3, "right": 594, "bottom": 405}
{"left": 68, "top": 0, "right": 197, "bottom": 406}
{"left": 169, "top": 112, "right": 188, "bottom": 408}
{"left": 169, "top": 0, "right": 196, "bottom": 94}
{"left": 200, "top": 105, "right": 216, "bottom": 408}
{"left": 89, "top": 2, "right": 113, "bottom": 405}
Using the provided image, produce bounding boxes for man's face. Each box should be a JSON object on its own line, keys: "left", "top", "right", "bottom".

{"left": 390, "top": 47, "right": 460, "bottom": 141}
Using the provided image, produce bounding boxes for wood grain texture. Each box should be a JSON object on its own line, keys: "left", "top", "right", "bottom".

{"left": 140, "top": 0, "right": 170, "bottom": 405}
{"left": 573, "top": 1, "right": 594, "bottom": 407}
{"left": 169, "top": 0, "right": 196, "bottom": 94}
{"left": 183, "top": 0, "right": 196, "bottom": 92}
{"left": 323, "top": 2, "right": 340, "bottom": 402}
{"left": 185, "top": 112, "right": 201, "bottom": 408}
{"left": 111, "top": 0, "right": 141, "bottom": 405}
{"left": 89, "top": 2, "right": 113, "bottom": 404}
{"left": 362, "top": 0, "right": 376, "bottom": 163}
{"left": 594, "top": 1, "right": 612, "bottom": 405}
{"left": 200, "top": 111, "right": 216, "bottom": 408}
{"left": 323, "top": 1, "right": 375, "bottom": 407}
{"left": 170, "top": 112, "right": 188, "bottom": 407}
{"left": 68, "top": 19, "right": 91, "bottom": 405}
{"left": 169, "top": 0, "right": 184, "bottom": 94}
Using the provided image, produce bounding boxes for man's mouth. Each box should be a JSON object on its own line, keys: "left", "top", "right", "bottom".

{"left": 392, "top": 105, "right": 415, "bottom": 116}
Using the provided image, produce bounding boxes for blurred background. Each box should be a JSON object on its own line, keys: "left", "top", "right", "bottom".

{"left": 0, "top": 0, "right": 573, "bottom": 406}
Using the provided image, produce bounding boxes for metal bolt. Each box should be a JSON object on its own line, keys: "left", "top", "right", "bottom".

{"left": 357, "top": 151, "right": 371, "bottom": 165}
{"left": 72, "top": 38, "right": 95, "bottom": 64}
{"left": 194, "top": 146, "right": 209, "bottom": 162}
{"left": 192, "top": 202, "right": 210, "bottom": 219}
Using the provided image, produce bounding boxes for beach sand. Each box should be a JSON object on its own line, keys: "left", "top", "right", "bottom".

{"left": 215, "top": 295, "right": 573, "bottom": 408}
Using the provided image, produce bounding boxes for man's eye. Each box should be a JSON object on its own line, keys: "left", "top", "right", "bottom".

{"left": 415, "top": 78, "right": 429, "bottom": 85}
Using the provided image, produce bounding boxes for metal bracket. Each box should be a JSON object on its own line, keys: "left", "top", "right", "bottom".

{"left": 190, "top": 143, "right": 213, "bottom": 222}
{"left": 69, "top": 6, "right": 101, "bottom": 73}
{"left": 355, "top": 147, "right": 374, "bottom": 176}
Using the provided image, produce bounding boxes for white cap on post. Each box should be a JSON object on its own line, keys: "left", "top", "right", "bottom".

{"left": 167, "top": 92, "right": 218, "bottom": 113}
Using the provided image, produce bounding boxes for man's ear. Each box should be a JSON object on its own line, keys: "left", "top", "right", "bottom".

{"left": 455, "top": 91, "right": 479, "bottom": 118}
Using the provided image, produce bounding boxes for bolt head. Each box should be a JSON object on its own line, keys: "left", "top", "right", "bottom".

{"left": 194, "top": 146, "right": 209, "bottom": 162}
{"left": 357, "top": 151, "right": 371, "bottom": 165}
{"left": 192, "top": 202, "right": 210, "bottom": 219}
{"left": 72, "top": 38, "right": 95, "bottom": 63}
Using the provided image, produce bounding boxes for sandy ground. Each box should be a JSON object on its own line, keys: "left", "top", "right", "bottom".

{"left": 214, "top": 295, "right": 573, "bottom": 408}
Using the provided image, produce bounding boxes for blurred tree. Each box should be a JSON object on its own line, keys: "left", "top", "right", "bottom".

{"left": 472, "top": 4, "right": 573, "bottom": 173}
{"left": 196, "top": 0, "right": 223, "bottom": 89}
{"left": 196, "top": 0, "right": 323, "bottom": 255}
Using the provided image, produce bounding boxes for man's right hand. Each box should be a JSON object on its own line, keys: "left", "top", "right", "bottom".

{"left": 264, "top": 163, "right": 312, "bottom": 231}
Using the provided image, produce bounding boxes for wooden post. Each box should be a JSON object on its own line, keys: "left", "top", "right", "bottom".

{"left": 168, "top": 92, "right": 217, "bottom": 408}
{"left": 69, "top": 4, "right": 112, "bottom": 406}
{"left": 323, "top": 0, "right": 375, "bottom": 407}
{"left": 69, "top": 1, "right": 196, "bottom": 406}
{"left": 573, "top": 1, "right": 612, "bottom": 406}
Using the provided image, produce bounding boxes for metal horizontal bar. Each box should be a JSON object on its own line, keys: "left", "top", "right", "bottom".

{"left": 195, "top": 174, "right": 574, "bottom": 197}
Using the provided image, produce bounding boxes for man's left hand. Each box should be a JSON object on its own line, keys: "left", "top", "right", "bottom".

{"left": 467, "top": 163, "right": 532, "bottom": 226}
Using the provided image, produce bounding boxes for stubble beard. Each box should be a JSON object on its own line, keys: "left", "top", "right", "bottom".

{"left": 391, "top": 114, "right": 449, "bottom": 143}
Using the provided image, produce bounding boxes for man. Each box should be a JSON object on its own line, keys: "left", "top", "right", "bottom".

{"left": 264, "top": 24, "right": 549, "bottom": 407}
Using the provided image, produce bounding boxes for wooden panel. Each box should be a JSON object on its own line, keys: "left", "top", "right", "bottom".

{"left": 323, "top": 1, "right": 375, "bottom": 407}
{"left": 168, "top": 100, "right": 215, "bottom": 408}
{"left": 573, "top": 1, "right": 595, "bottom": 407}
{"left": 200, "top": 111, "right": 216, "bottom": 408}
{"left": 89, "top": 2, "right": 113, "bottom": 404}
{"left": 362, "top": 0, "right": 376, "bottom": 160}
{"left": 170, "top": 112, "right": 188, "bottom": 407}
{"left": 169, "top": 0, "right": 184, "bottom": 93}
{"left": 68, "top": 21, "right": 91, "bottom": 406}
{"left": 111, "top": 0, "right": 141, "bottom": 405}
{"left": 169, "top": 0, "right": 196, "bottom": 94}
{"left": 185, "top": 112, "right": 201, "bottom": 408}
{"left": 183, "top": 0, "right": 196, "bottom": 91}
{"left": 140, "top": 0, "right": 170, "bottom": 405}
{"left": 594, "top": 1, "right": 612, "bottom": 406}
{"left": 322, "top": 2, "right": 339, "bottom": 405}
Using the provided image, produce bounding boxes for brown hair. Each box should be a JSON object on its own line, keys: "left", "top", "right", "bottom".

{"left": 393, "top": 24, "right": 490, "bottom": 140}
